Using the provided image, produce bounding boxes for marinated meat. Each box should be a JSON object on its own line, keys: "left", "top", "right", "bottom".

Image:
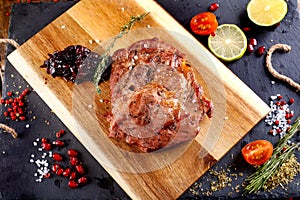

{"left": 108, "top": 38, "right": 213, "bottom": 152}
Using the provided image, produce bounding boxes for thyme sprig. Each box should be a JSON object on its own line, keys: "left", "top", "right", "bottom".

{"left": 243, "top": 116, "right": 300, "bottom": 194}
{"left": 93, "top": 12, "right": 149, "bottom": 91}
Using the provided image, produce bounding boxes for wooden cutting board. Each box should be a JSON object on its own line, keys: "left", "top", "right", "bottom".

{"left": 7, "top": 0, "right": 270, "bottom": 199}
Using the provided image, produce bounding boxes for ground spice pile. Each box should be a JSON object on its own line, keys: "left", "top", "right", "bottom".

{"left": 263, "top": 154, "right": 300, "bottom": 191}
{"left": 189, "top": 165, "right": 244, "bottom": 197}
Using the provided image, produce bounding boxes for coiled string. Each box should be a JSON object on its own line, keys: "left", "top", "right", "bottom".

{"left": 266, "top": 43, "right": 300, "bottom": 91}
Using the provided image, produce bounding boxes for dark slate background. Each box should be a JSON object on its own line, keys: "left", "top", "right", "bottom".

{"left": 0, "top": 0, "right": 299, "bottom": 199}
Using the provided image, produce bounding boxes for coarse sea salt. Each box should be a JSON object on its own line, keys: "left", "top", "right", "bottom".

{"left": 264, "top": 94, "right": 294, "bottom": 138}
{"left": 30, "top": 138, "right": 51, "bottom": 183}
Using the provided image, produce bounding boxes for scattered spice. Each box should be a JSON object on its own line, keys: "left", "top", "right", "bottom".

{"left": 263, "top": 154, "right": 300, "bottom": 191}
{"left": 189, "top": 165, "right": 244, "bottom": 197}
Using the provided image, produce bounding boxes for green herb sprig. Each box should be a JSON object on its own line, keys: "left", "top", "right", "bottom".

{"left": 93, "top": 12, "right": 149, "bottom": 91}
{"left": 243, "top": 116, "right": 300, "bottom": 194}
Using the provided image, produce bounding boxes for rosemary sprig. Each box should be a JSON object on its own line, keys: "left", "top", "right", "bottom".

{"left": 93, "top": 12, "right": 149, "bottom": 91}
{"left": 243, "top": 116, "right": 300, "bottom": 195}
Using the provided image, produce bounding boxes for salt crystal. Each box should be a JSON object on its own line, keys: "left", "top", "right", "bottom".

{"left": 61, "top": 25, "right": 66, "bottom": 29}
{"left": 33, "top": 142, "right": 37, "bottom": 146}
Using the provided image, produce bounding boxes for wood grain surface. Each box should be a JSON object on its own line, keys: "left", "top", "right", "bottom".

{"left": 5, "top": 0, "right": 271, "bottom": 199}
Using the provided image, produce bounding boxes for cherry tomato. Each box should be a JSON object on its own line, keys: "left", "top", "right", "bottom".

{"left": 241, "top": 140, "right": 273, "bottom": 165}
{"left": 190, "top": 12, "right": 218, "bottom": 35}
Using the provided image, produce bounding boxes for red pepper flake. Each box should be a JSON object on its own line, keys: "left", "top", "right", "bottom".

{"left": 5, "top": 11, "right": 10, "bottom": 17}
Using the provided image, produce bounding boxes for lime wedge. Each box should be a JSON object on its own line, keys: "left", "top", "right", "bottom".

{"left": 208, "top": 24, "right": 247, "bottom": 62}
{"left": 247, "top": 0, "right": 288, "bottom": 26}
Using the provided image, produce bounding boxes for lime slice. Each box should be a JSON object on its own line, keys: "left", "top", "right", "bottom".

{"left": 247, "top": 0, "right": 288, "bottom": 26}
{"left": 208, "top": 24, "right": 247, "bottom": 62}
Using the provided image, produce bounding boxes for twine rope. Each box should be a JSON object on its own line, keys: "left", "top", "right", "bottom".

{"left": 0, "top": 38, "right": 20, "bottom": 138}
{"left": 0, "top": 38, "right": 20, "bottom": 48}
{"left": 266, "top": 43, "right": 300, "bottom": 91}
{"left": 0, "top": 123, "right": 18, "bottom": 138}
